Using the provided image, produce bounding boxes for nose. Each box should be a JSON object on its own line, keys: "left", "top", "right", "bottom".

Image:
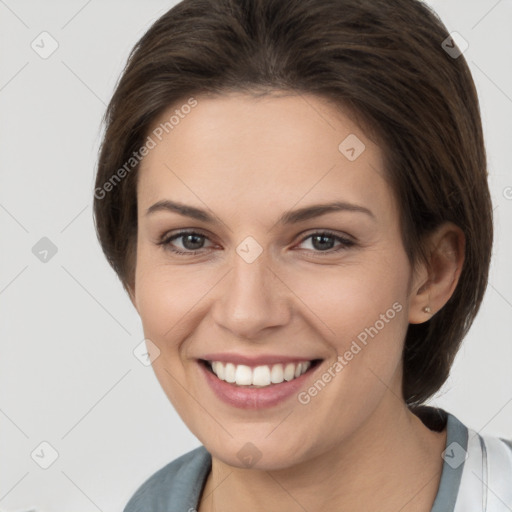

{"left": 211, "top": 248, "right": 292, "bottom": 340}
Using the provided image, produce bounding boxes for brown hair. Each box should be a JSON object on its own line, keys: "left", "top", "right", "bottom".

{"left": 93, "top": 0, "right": 493, "bottom": 407}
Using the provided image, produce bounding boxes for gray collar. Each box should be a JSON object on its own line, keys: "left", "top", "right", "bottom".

{"left": 426, "top": 407, "right": 468, "bottom": 512}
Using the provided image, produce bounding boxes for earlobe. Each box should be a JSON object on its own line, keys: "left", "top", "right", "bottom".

{"left": 408, "top": 222, "right": 465, "bottom": 324}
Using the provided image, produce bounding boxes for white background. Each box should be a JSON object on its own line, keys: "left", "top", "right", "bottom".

{"left": 0, "top": 0, "right": 511, "bottom": 510}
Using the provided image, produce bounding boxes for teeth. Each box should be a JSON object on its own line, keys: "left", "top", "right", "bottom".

{"left": 235, "top": 364, "right": 253, "bottom": 385}
{"left": 213, "top": 361, "right": 225, "bottom": 380}
{"left": 284, "top": 363, "right": 296, "bottom": 381}
{"left": 208, "top": 360, "right": 312, "bottom": 387}
{"left": 253, "top": 365, "right": 271, "bottom": 386}
{"left": 270, "top": 364, "right": 284, "bottom": 384}
{"left": 225, "top": 362, "right": 236, "bottom": 383}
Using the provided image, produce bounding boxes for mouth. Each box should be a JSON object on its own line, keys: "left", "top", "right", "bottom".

{"left": 199, "top": 358, "right": 323, "bottom": 388}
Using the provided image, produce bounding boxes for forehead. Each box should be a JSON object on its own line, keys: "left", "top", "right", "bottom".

{"left": 137, "top": 92, "right": 396, "bottom": 225}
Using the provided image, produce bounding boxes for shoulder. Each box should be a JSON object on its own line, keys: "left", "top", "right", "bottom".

{"left": 416, "top": 407, "right": 512, "bottom": 511}
{"left": 123, "top": 445, "right": 211, "bottom": 512}
{"left": 456, "top": 426, "right": 512, "bottom": 509}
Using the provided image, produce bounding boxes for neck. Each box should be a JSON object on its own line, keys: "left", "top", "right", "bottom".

{"left": 198, "top": 394, "right": 447, "bottom": 512}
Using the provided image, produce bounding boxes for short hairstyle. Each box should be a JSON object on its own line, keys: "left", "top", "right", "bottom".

{"left": 93, "top": 0, "right": 493, "bottom": 407}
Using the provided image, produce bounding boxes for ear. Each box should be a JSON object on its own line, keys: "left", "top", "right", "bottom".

{"left": 408, "top": 222, "right": 465, "bottom": 324}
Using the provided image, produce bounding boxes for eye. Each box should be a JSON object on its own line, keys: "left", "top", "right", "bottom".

{"left": 157, "top": 229, "right": 355, "bottom": 256}
{"left": 296, "top": 231, "right": 355, "bottom": 254}
{"left": 157, "top": 230, "right": 214, "bottom": 255}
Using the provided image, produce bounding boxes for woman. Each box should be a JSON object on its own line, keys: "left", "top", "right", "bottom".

{"left": 93, "top": 0, "right": 512, "bottom": 510}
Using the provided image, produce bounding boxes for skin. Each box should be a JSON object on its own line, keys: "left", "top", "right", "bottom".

{"left": 129, "top": 92, "right": 465, "bottom": 512}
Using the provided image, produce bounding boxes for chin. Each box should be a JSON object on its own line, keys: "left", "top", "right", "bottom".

{"left": 205, "top": 436, "right": 311, "bottom": 471}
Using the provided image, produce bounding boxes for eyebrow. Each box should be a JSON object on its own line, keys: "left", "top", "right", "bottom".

{"left": 145, "top": 199, "right": 375, "bottom": 225}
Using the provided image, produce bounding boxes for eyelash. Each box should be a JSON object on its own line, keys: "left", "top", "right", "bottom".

{"left": 157, "top": 229, "right": 356, "bottom": 256}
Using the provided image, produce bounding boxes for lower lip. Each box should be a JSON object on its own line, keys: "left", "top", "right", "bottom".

{"left": 199, "top": 361, "right": 320, "bottom": 409}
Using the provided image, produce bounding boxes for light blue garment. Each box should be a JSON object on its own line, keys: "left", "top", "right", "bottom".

{"left": 124, "top": 406, "right": 512, "bottom": 511}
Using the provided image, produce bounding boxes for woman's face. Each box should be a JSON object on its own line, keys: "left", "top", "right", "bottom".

{"left": 132, "top": 92, "right": 419, "bottom": 469}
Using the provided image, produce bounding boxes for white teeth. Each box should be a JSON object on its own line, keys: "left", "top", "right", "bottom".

{"left": 270, "top": 363, "right": 284, "bottom": 383}
{"left": 252, "top": 365, "right": 271, "bottom": 386}
{"left": 235, "top": 364, "right": 253, "bottom": 385}
{"left": 208, "top": 360, "right": 313, "bottom": 387}
{"left": 214, "top": 361, "right": 225, "bottom": 380}
{"left": 224, "top": 362, "right": 236, "bottom": 383}
{"left": 284, "top": 363, "right": 296, "bottom": 381}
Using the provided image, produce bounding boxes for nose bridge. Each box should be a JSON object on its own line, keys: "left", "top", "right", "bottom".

{"left": 212, "top": 242, "right": 290, "bottom": 338}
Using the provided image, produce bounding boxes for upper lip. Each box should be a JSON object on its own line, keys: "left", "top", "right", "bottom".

{"left": 199, "top": 353, "right": 322, "bottom": 367}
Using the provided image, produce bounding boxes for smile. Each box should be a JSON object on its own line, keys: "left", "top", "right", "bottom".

{"left": 198, "top": 354, "right": 324, "bottom": 409}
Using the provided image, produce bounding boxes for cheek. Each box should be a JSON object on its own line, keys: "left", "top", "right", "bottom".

{"left": 133, "top": 257, "right": 207, "bottom": 418}
{"left": 290, "top": 256, "right": 408, "bottom": 336}
{"left": 290, "top": 267, "right": 409, "bottom": 436}
{"left": 286, "top": 253, "right": 410, "bottom": 386}
{"left": 133, "top": 250, "right": 225, "bottom": 372}
{"left": 134, "top": 244, "right": 202, "bottom": 331}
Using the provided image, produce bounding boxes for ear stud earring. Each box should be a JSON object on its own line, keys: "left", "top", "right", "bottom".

{"left": 423, "top": 306, "right": 432, "bottom": 313}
